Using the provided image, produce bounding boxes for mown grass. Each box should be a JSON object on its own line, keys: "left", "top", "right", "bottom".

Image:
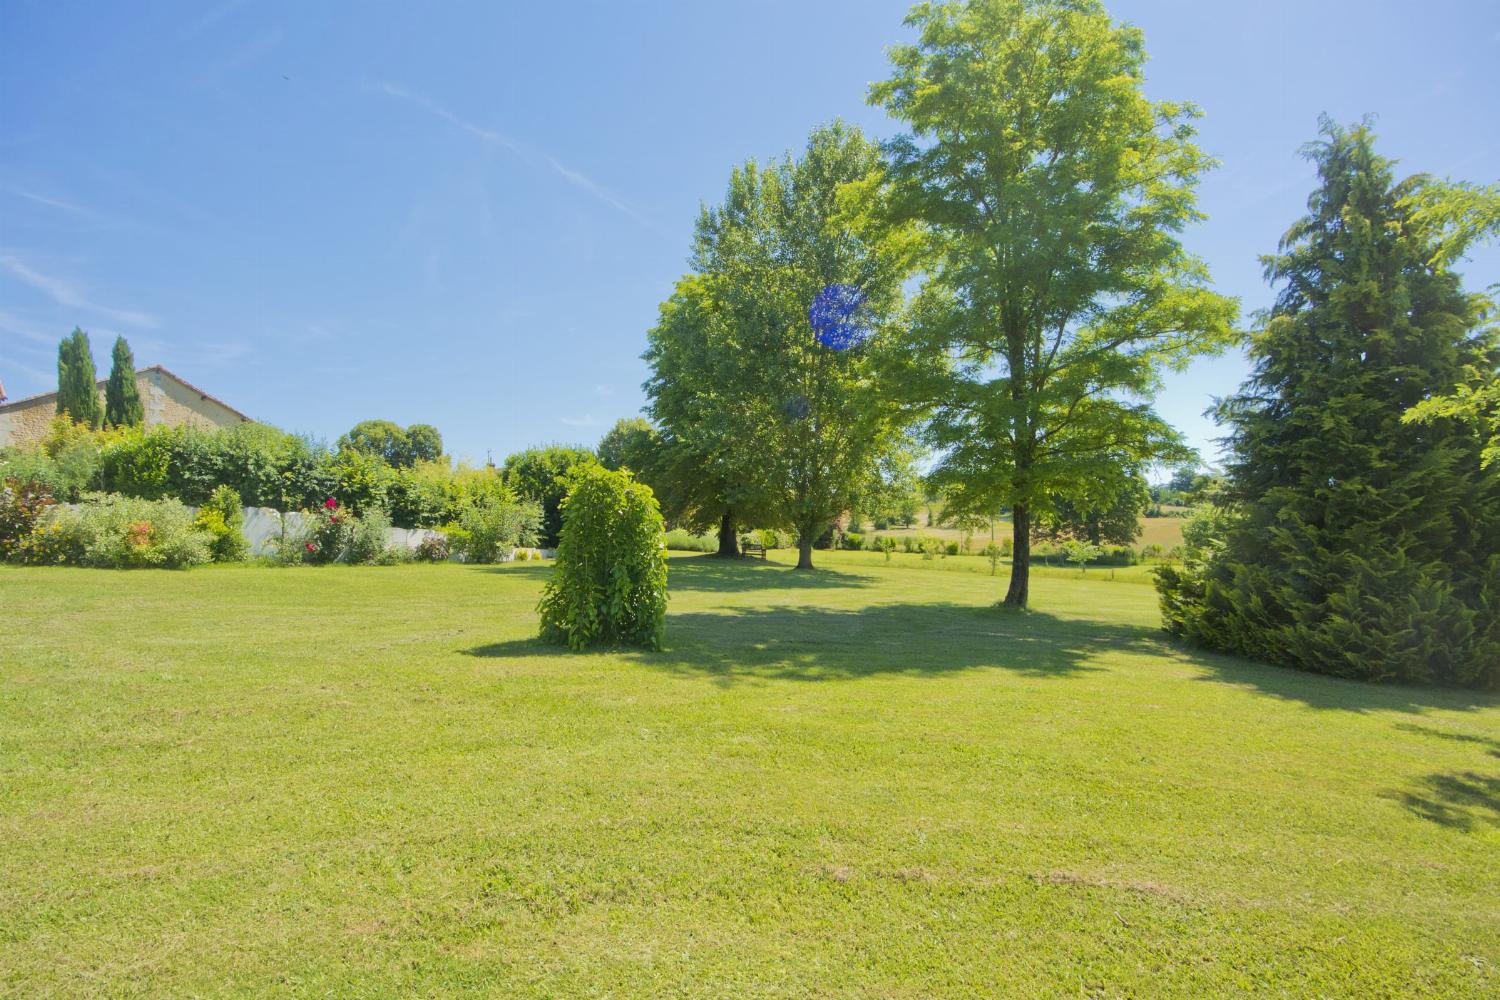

{"left": 2, "top": 555, "right": 1497, "bottom": 997}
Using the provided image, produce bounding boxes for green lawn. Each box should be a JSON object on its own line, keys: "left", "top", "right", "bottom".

{"left": 2, "top": 554, "right": 1497, "bottom": 997}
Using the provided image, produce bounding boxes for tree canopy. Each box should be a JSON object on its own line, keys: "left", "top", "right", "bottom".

{"left": 104, "top": 336, "right": 144, "bottom": 429}
{"left": 869, "top": 0, "right": 1237, "bottom": 606}
{"left": 1156, "top": 119, "right": 1500, "bottom": 688}
{"left": 646, "top": 121, "right": 921, "bottom": 569}
{"left": 337, "top": 420, "right": 443, "bottom": 468}
{"left": 56, "top": 328, "right": 102, "bottom": 429}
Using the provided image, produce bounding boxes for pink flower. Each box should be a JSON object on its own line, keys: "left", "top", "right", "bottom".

{"left": 324, "top": 497, "right": 338, "bottom": 510}
{"left": 305, "top": 542, "right": 316, "bottom": 553}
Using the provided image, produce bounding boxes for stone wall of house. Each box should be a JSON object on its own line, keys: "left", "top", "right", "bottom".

{"left": 140, "top": 369, "right": 245, "bottom": 433}
{"left": 0, "top": 396, "right": 61, "bottom": 450}
{"left": 0, "top": 369, "right": 248, "bottom": 449}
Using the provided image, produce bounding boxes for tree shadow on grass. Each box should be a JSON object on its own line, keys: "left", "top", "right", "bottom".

{"left": 1386, "top": 771, "right": 1500, "bottom": 832}
{"left": 1188, "top": 646, "right": 1500, "bottom": 716}
{"left": 465, "top": 602, "right": 1161, "bottom": 685}
{"left": 661, "top": 555, "right": 875, "bottom": 593}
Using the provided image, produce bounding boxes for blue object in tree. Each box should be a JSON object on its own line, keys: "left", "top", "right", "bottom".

{"left": 809, "top": 284, "right": 870, "bottom": 351}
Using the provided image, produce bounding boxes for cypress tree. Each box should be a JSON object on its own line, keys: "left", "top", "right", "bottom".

{"left": 104, "top": 335, "right": 145, "bottom": 428}
{"left": 55, "top": 328, "right": 102, "bottom": 429}
{"left": 1159, "top": 119, "right": 1500, "bottom": 688}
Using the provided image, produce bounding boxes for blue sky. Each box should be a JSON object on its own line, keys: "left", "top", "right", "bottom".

{"left": 3, "top": 0, "right": 1497, "bottom": 468}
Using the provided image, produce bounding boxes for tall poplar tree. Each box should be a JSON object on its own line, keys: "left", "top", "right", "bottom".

{"left": 56, "top": 327, "right": 102, "bottom": 429}
{"left": 870, "top": 0, "right": 1237, "bottom": 607}
{"left": 104, "top": 335, "right": 144, "bottom": 428}
{"left": 1157, "top": 120, "right": 1500, "bottom": 688}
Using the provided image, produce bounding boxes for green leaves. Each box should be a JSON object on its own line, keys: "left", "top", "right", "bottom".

{"left": 870, "top": 0, "right": 1238, "bottom": 604}
{"left": 538, "top": 465, "right": 668, "bottom": 650}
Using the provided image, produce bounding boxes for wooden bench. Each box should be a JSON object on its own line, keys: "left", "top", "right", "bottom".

{"left": 741, "top": 539, "right": 768, "bottom": 560}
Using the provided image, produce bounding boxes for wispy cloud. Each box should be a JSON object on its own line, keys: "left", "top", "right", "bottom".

{"left": 375, "top": 81, "right": 647, "bottom": 224}
{"left": 594, "top": 384, "right": 614, "bottom": 397}
{"left": 0, "top": 255, "right": 159, "bottom": 328}
{"left": 559, "top": 414, "right": 601, "bottom": 428}
{"left": 4, "top": 187, "right": 95, "bottom": 218}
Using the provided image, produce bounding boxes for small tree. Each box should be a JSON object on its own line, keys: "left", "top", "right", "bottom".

{"left": 56, "top": 328, "right": 101, "bottom": 429}
{"left": 539, "top": 465, "right": 668, "bottom": 650}
{"left": 195, "top": 484, "right": 249, "bottom": 562}
{"left": 1062, "top": 539, "right": 1102, "bottom": 575}
{"left": 104, "top": 336, "right": 144, "bottom": 428}
{"left": 982, "top": 542, "right": 1003, "bottom": 576}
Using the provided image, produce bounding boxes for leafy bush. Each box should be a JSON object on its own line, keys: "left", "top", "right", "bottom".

{"left": 22, "top": 494, "right": 211, "bottom": 568}
{"left": 451, "top": 495, "right": 542, "bottom": 563}
{"left": 982, "top": 542, "right": 1003, "bottom": 575}
{"left": 841, "top": 531, "right": 864, "bottom": 551}
{"left": 539, "top": 465, "right": 667, "bottom": 650}
{"left": 944, "top": 540, "right": 960, "bottom": 556}
{"left": 345, "top": 505, "right": 394, "bottom": 565}
{"left": 1063, "top": 539, "right": 1103, "bottom": 572}
{"left": 665, "top": 529, "right": 716, "bottom": 552}
{"left": 195, "top": 484, "right": 248, "bottom": 562}
{"left": 414, "top": 534, "right": 450, "bottom": 562}
{"left": 1, "top": 479, "right": 55, "bottom": 559}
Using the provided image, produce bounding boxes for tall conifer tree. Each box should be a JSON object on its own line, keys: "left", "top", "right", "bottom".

{"left": 104, "top": 336, "right": 144, "bottom": 428}
{"left": 55, "top": 328, "right": 101, "bottom": 429}
{"left": 1158, "top": 119, "right": 1500, "bottom": 688}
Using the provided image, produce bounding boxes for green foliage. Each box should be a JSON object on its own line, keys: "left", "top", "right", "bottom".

{"left": 104, "top": 336, "right": 144, "bottom": 428}
{"left": 337, "top": 420, "right": 444, "bottom": 468}
{"left": 1, "top": 478, "right": 56, "bottom": 559}
{"left": 502, "top": 445, "right": 598, "bottom": 548}
{"left": 196, "top": 484, "right": 248, "bottom": 562}
{"left": 538, "top": 466, "right": 668, "bottom": 650}
{"left": 55, "top": 328, "right": 102, "bottom": 429}
{"left": 1157, "top": 120, "right": 1500, "bottom": 688}
{"left": 345, "top": 506, "right": 395, "bottom": 565}
{"left": 869, "top": 0, "right": 1238, "bottom": 605}
{"left": 981, "top": 542, "right": 1002, "bottom": 576}
{"left": 1037, "top": 474, "right": 1149, "bottom": 547}
{"left": 1062, "top": 539, "right": 1103, "bottom": 573}
{"left": 597, "top": 418, "right": 661, "bottom": 477}
{"left": 0, "top": 416, "right": 110, "bottom": 501}
{"left": 22, "top": 493, "right": 211, "bottom": 568}
{"left": 447, "top": 493, "right": 541, "bottom": 564}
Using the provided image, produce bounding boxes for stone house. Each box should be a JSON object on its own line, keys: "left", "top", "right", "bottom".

{"left": 0, "top": 366, "right": 252, "bottom": 449}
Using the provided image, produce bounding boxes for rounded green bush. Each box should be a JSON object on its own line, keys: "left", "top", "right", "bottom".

{"left": 538, "top": 466, "right": 667, "bottom": 650}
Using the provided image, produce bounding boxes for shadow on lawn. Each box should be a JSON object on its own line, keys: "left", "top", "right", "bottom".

{"left": 1387, "top": 771, "right": 1500, "bottom": 832}
{"left": 1188, "top": 648, "right": 1500, "bottom": 716}
{"left": 466, "top": 601, "right": 1159, "bottom": 683}
{"left": 662, "top": 555, "right": 874, "bottom": 593}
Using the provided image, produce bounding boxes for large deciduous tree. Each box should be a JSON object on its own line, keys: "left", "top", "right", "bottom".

{"left": 56, "top": 328, "right": 102, "bottom": 429}
{"left": 645, "top": 121, "right": 920, "bottom": 569}
{"left": 104, "top": 336, "right": 144, "bottom": 429}
{"left": 1156, "top": 120, "right": 1500, "bottom": 689}
{"left": 870, "top": 0, "right": 1237, "bottom": 607}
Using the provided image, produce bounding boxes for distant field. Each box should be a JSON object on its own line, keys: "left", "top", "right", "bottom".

{"left": 3, "top": 556, "right": 1496, "bottom": 996}
{"left": 855, "top": 512, "right": 1187, "bottom": 551}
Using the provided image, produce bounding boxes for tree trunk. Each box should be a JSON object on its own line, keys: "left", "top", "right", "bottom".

{"left": 1004, "top": 504, "right": 1030, "bottom": 608}
{"left": 715, "top": 511, "right": 739, "bottom": 558}
{"left": 796, "top": 535, "right": 814, "bottom": 570}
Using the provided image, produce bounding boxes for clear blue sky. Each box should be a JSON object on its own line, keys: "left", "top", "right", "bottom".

{"left": 3, "top": 0, "right": 1497, "bottom": 468}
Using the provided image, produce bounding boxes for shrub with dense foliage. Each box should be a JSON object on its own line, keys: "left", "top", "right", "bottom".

{"left": 502, "top": 445, "right": 599, "bottom": 548}
{"left": 1, "top": 478, "right": 57, "bottom": 558}
{"left": 1155, "top": 121, "right": 1500, "bottom": 689}
{"left": 195, "top": 484, "right": 249, "bottom": 562}
{"left": 538, "top": 466, "right": 668, "bottom": 650}
{"left": 447, "top": 494, "right": 542, "bottom": 564}
{"left": 17, "top": 494, "right": 211, "bottom": 568}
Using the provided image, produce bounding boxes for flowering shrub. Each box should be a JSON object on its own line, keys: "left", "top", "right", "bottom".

{"left": 539, "top": 465, "right": 667, "bottom": 650}
{"left": 1, "top": 478, "right": 56, "bottom": 559}
{"left": 17, "top": 493, "right": 211, "bottom": 568}
{"left": 302, "top": 498, "right": 355, "bottom": 564}
{"left": 414, "top": 534, "right": 450, "bottom": 562}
